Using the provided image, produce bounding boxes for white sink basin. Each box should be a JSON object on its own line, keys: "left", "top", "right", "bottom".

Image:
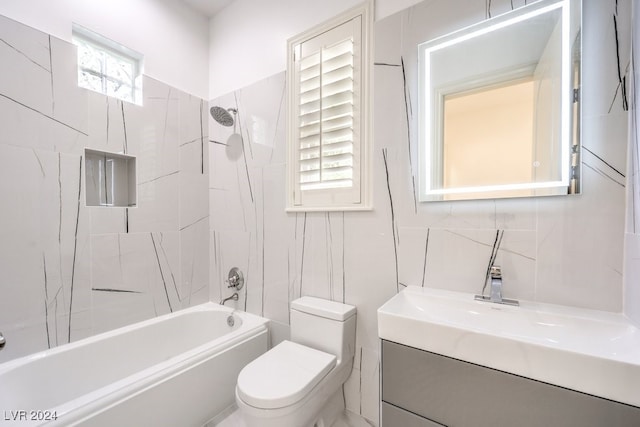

{"left": 378, "top": 286, "right": 640, "bottom": 407}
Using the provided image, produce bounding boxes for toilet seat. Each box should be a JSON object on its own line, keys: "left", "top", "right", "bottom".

{"left": 236, "top": 340, "right": 336, "bottom": 410}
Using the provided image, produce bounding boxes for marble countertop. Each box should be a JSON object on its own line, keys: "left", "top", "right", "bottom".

{"left": 378, "top": 286, "right": 640, "bottom": 407}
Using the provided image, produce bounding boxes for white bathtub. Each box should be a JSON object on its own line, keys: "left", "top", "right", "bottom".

{"left": 0, "top": 303, "right": 269, "bottom": 427}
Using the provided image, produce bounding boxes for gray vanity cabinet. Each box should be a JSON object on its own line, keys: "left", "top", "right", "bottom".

{"left": 381, "top": 340, "right": 640, "bottom": 427}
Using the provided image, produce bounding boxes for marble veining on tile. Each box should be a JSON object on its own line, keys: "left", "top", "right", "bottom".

{"left": 207, "top": 1, "right": 633, "bottom": 424}
{"left": 624, "top": 0, "right": 640, "bottom": 326}
{"left": 0, "top": 0, "right": 637, "bottom": 425}
{"left": 0, "top": 13, "right": 209, "bottom": 363}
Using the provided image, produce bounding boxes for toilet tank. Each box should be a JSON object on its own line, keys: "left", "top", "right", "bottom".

{"left": 290, "top": 297, "right": 356, "bottom": 364}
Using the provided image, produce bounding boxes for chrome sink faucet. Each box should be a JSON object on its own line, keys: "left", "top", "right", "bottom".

{"left": 490, "top": 266, "right": 503, "bottom": 303}
{"left": 475, "top": 265, "right": 519, "bottom": 306}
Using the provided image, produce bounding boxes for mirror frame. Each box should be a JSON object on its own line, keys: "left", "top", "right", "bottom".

{"left": 418, "top": 0, "right": 580, "bottom": 202}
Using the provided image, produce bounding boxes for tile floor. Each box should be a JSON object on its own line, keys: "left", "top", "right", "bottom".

{"left": 211, "top": 408, "right": 373, "bottom": 427}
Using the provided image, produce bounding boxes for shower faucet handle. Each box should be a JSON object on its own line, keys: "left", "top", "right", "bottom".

{"left": 225, "top": 267, "right": 244, "bottom": 290}
{"left": 0, "top": 332, "right": 5, "bottom": 350}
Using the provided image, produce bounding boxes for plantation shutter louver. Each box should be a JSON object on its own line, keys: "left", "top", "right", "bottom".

{"left": 299, "top": 38, "right": 355, "bottom": 191}
{"left": 287, "top": 4, "right": 371, "bottom": 211}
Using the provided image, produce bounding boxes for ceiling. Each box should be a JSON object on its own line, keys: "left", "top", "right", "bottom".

{"left": 179, "top": 0, "right": 236, "bottom": 17}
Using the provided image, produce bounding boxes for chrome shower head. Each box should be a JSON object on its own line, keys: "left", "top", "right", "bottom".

{"left": 210, "top": 106, "right": 237, "bottom": 127}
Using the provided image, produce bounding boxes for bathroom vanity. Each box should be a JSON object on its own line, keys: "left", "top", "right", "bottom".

{"left": 381, "top": 340, "right": 640, "bottom": 426}
{"left": 378, "top": 286, "right": 640, "bottom": 426}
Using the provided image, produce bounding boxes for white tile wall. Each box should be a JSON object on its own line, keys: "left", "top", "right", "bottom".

{"left": 1, "top": 0, "right": 637, "bottom": 424}
{"left": 208, "top": 0, "right": 633, "bottom": 424}
{"left": 0, "top": 13, "right": 209, "bottom": 363}
{"left": 625, "top": 0, "right": 640, "bottom": 326}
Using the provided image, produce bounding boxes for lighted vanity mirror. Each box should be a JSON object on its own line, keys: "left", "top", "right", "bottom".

{"left": 418, "top": 0, "right": 581, "bottom": 201}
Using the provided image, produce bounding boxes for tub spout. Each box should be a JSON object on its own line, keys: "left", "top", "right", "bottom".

{"left": 220, "top": 292, "right": 239, "bottom": 306}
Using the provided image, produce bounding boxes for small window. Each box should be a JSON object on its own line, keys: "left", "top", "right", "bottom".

{"left": 287, "top": 1, "right": 372, "bottom": 211}
{"left": 72, "top": 24, "right": 143, "bottom": 105}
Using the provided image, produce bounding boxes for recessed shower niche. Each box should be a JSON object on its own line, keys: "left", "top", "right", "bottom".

{"left": 84, "top": 148, "right": 137, "bottom": 207}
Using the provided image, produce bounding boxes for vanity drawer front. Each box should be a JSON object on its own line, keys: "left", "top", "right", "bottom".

{"left": 382, "top": 340, "right": 640, "bottom": 427}
{"left": 382, "top": 402, "right": 445, "bottom": 427}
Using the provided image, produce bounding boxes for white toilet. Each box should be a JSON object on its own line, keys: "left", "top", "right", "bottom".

{"left": 235, "top": 296, "right": 357, "bottom": 427}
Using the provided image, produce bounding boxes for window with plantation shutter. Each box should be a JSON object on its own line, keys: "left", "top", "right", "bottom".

{"left": 287, "top": 2, "right": 372, "bottom": 211}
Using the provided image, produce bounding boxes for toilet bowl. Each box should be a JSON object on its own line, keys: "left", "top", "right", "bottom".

{"left": 235, "top": 297, "right": 356, "bottom": 427}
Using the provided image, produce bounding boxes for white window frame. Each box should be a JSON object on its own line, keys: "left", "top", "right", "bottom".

{"left": 286, "top": 1, "right": 373, "bottom": 212}
{"left": 72, "top": 24, "right": 143, "bottom": 105}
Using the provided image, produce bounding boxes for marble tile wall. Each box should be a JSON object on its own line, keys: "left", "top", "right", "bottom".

{"left": 209, "top": 0, "right": 632, "bottom": 424}
{"left": 625, "top": 0, "right": 640, "bottom": 326}
{"left": 0, "top": 14, "right": 209, "bottom": 363}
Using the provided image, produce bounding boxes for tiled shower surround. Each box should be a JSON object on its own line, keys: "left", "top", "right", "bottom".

{"left": 209, "top": 0, "right": 632, "bottom": 424}
{"left": 0, "top": 15, "right": 209, "bottom": 363}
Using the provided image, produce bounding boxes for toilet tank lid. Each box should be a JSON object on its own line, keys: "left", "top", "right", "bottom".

{"left": 291, "top": 297, "right": 356, "bottom": 321}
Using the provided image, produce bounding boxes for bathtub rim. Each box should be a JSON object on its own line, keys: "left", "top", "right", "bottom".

{"left": 0, "top": 302, "right": 262, "bottom": 374}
